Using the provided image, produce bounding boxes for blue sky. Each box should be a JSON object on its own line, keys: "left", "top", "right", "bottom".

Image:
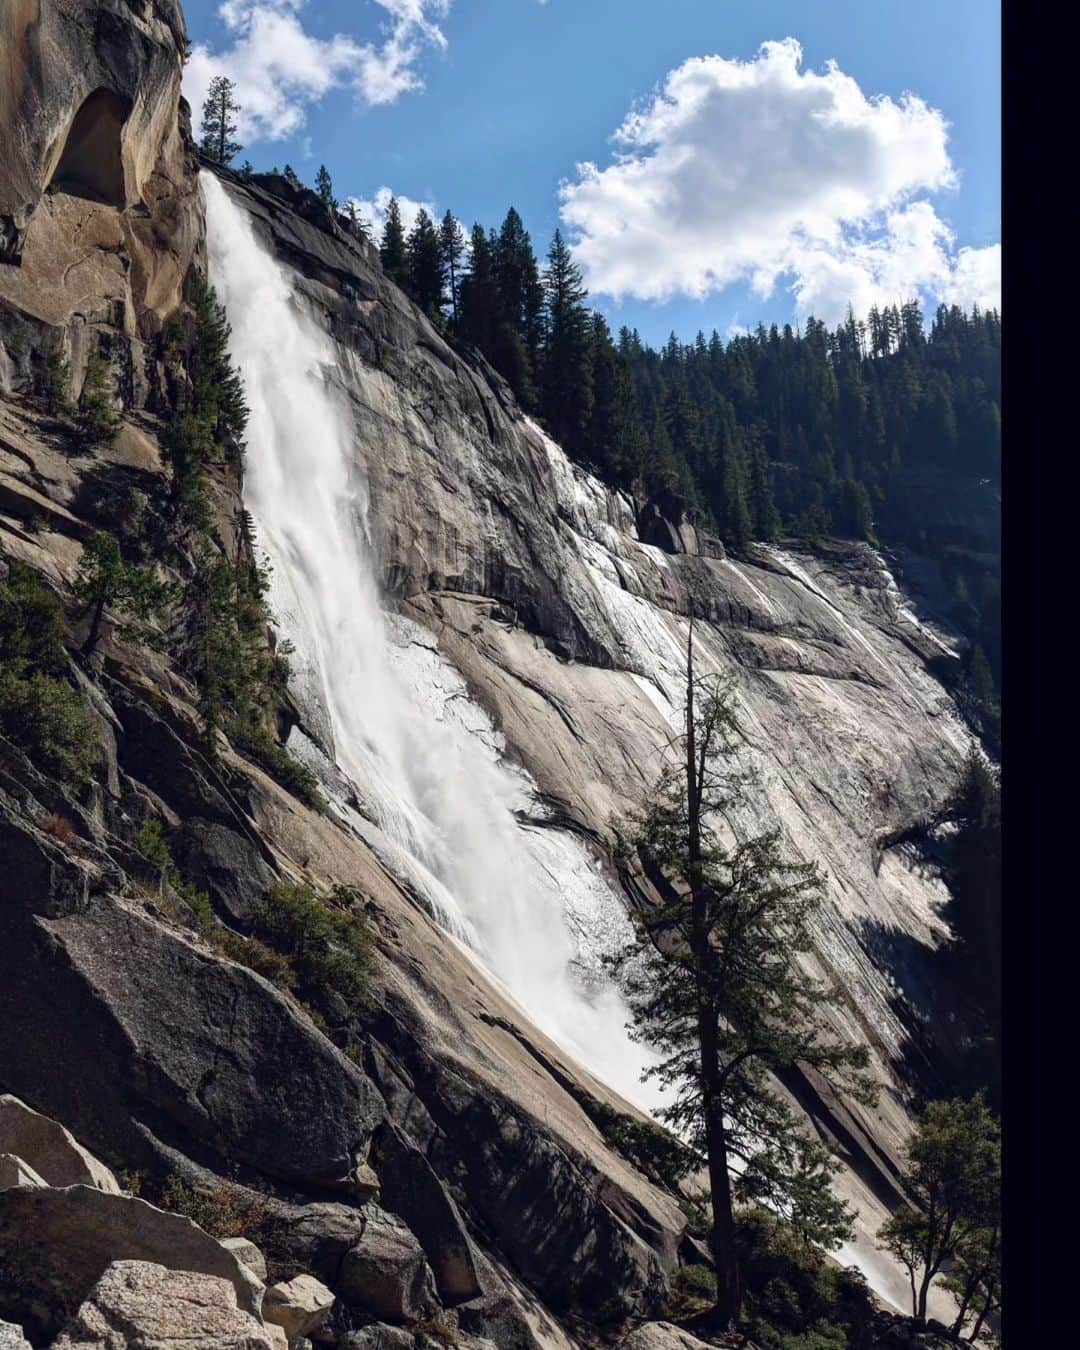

{"left": 183, "top": 1, "right": 1000, "bottom": 346}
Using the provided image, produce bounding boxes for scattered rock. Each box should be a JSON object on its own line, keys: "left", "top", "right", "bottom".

{"left": 221, "top": 1235, "right": 269, "bottom": 1283}
{"left": 262, "top": 1274, "right": 335, "bottom": 1342}
{"left": 51, "top": 1260, "right": 275, "bottom": 1349}
{"left": 0, "top": 1094, "right": 120, "bottom": 1193}
{"left": 338, "top": 1210, "right": 439, "bottom": 1324}
{"left": 0, "top": 1321, "right": 31, "bottom": 1349}
{"left": 0, "top": 1185, "right": 262, "bottom": 1341}
{"left": 0, "top": 1154, "right": 46, "bottom": 1189}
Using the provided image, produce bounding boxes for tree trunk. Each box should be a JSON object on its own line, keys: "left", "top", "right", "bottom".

{"left": 967, "top": 1290, "right": 993, "bottom": 1344}
{"left": 951, "top": 1273, "right": 979, "bottom": 1336}
{"left": 684, "top": 623, "right": 740, "bottom": 1329}
{"left": 700, "top": 1013, "right": 739, "bottom": 1327}
{"left": 83, "top": 596, "right": 105, "bottom": 654}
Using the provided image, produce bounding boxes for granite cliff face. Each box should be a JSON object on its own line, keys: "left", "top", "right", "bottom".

{"left": 0, "top": 4, "right": 980, "bottom": 1345}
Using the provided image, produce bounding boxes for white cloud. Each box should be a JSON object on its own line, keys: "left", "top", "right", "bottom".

{"left": 185, "top": 1, "right": 450, "bottom": 146}
{"left": 559, "top": 38, "right": 1000, "bottom": 322}
{"left": 347, "top": 186, "right": 438, "bottom": 238}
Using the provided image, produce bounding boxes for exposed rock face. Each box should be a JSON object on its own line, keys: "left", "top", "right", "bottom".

{"left": 0, "top": 1321, "right": 31, "bottom": 1350}
{"left": 51, "top": 1259, "right": 275, "bottom": 1350}
{"left": 0, "top": 0, "right": 199, "bottom": 409}
{"left": 0, "top": 1094, "right": 120, "bottom": 1192}
{"left": 0, "top": 1155, "right": 46, "bottom": 1189}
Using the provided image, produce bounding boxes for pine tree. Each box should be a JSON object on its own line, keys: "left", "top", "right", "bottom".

{"left": 345, "top": 200, "right": 369, "bottom": 241}
{"left": 405, "top": 208, "right": 444, "bottom": 316}
{"left": 200, "top": 76, "right": 242, "bottom": 165}
{"left": 541, "top": 229, "right": 593, "bottom": 450}
{"left": 458, "top": 225, "right": 499, "bottom": 358}
{"left": 314, "top": 164, "right": 337, "bottom": 213}
{"left": 379, "top": 197, "right": 407, "bottom": 287}
{"left": 438, "top": 210, "right": 466, "bottom": 326}
{"left": 492, "top": 208, "right": 544, "bottom": 408}
{"left": 608, "top": 633, "right": 875, "bottom": 1328}
{"left": 74, "top": 532, "right": 172, "bottom": 655}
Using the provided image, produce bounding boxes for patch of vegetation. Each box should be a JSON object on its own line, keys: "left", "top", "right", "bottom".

{"left": 155, "top": 1175, "right": 272, "bottom": 1242}
{"left": 735, "top": 1208, "right": 877, "bottom": 1350}
{"left": 245, "top": 880, "right": 374, "bottom": 1008}
{"left": 74, "top": 531, "right": 174, "bottom": 655}
{"left": 133, "top": 817, "right": 216, "bottom": 934}
{"left": 0, "top": 563, "right": 97, "bottom": 782}
{"left": 76, "top": 347, "right": 122, "bottom": 449}
{"left": 582, "top": 1097, "right": 701, "bottom": 1192}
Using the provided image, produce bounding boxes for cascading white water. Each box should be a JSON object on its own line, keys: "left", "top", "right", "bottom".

{"left": 203, "top": 173, "right": 660, "bottom": 1112}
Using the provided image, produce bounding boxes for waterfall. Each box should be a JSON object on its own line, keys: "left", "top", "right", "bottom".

{"left": 202, "top": 173, "right": 660, "bottom": 1113}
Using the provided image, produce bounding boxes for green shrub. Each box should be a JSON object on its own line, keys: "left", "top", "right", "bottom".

{"left": 0, "top": 563, "right": 96, "bottom": 782}
{"left": 133, "top": 817, "right": 214, "bottom": 933}
{"left": 668, "top": 1263, "right": 716, "bottom": 1316}
{"left": 156, "top": 1175, "right": 271, "bottom": 1241}
{"left": 213, "top": 929, "right": 296, "bottom": 988}
{"left": 76, "top": 348, "right": 121, "bottom": 448}
{"left": 229, "top": 722, "right": 322, "bottom": 810}
{"left": 0, "top": 669, "right": 97, "bottom": 782}
{"left": 247, "top": 880, "right": 373, "bottom": 1007}
{"left": 735, "top": 1207, "right": 877, "bottom": 1349}
{"left": 582, "top": 1097, "right": 700, "bottom": 1191}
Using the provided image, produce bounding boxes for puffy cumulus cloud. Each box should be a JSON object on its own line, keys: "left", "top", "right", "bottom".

{"left": 186, "top": 1, "right": 450, "bottom": 145}
{"left": 559, "top": 38, "right": 999, "bottom": 322}
{"left": 347, "top": 186, "right": 438, "bottom": 237}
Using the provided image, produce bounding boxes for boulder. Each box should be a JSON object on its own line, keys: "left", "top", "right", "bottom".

{"left": 0, "top": 809, "right": 383, "bottom": 1188}
{"left": 262, "top": 1274, "right": 335, "bottom": 1342}
{"left": 0, "top": 1185, "right": 262, "bottom": 1342}
{"left": 51, "top": 1260, "right": 275, "bottom": 1349}
{"left": 372, "top": 1121, "right": 482, "bottom": 1304}
{"left": 0, "top": 1322, "right": 31, "bottom": 1349}
{"left": 175, "top": 818, "right": 277, "bottom": 924}
{"left": 617, "top": 1325, "right": 715, "bottom": 1349}
{"left": 0, "top": 1155, "right": 46, "bottom": 1189}
{"left": 257, "top": 1199, "right": 371, "bottom": 1286}
{"left": 0, "top": 1094, "right": 119, "bottom": 1192}
{"left": 221, "top": 1236, "right": 269, "bottom": 1283}
{"left": 338, "top": 1210, "right": 439, "bottom": 1324}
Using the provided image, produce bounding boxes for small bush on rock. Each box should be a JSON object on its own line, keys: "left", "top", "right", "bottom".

{"left": 0, "top": 563, "right": 96, "bottom": 782}
{"left": 247, "top": 880, "right": 374, "bottom": 1008}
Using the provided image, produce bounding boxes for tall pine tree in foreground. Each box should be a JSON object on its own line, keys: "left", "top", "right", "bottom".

{"left": 608, "top": 627, "right": 875, "bottom": 1329}
{"left": 200, "top": 76, "right": 242, "bottom": 165}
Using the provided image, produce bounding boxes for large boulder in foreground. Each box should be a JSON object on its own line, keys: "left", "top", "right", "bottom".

{"left": 51, "top": 1260, "right": 275, "bottom": 1350}
{"left": 0, "top": 1094, "right": 119, "bottom": 1193}
{"left": 0, "top": 1185, "right": 262, "bottom": 1341}
{"left": 0, "top": 808, "right": 383, "bottom": 1188}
